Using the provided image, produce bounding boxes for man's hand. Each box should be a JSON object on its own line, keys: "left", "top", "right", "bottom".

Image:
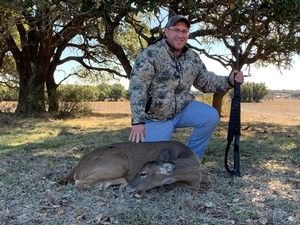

{"left": 129, "top": 124, "right": 146, "bottom": 143}
{"left": 229, "top": 70, "right": 244, "bottom": 86}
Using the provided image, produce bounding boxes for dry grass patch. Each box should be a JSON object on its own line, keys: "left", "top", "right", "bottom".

{"left": 0, "top": 100, "right": 299, "bottom": 225}
{"left": 240, "top": 99, "right": 300, "bottom": 125}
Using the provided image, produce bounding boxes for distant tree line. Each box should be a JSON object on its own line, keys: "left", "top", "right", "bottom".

{"left": 291, "top": 92, "right": 300, "bottom": 98}
{"left": 0, "top": 83, "right": 128, "bottom": 102}
{"left": 268, "top": 90, "right": 300, "bottom": 99}
{"left": 2, "top": 82, "right": 299, "bottom": 105}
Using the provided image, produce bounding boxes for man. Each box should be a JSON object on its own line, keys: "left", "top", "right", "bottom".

{"left": 128, "top": 15, "right": 244, "bottom": 159}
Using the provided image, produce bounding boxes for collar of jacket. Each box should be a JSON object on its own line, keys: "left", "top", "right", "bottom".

{"left": 165, "top": 39, "right": 189, "bottom": 57}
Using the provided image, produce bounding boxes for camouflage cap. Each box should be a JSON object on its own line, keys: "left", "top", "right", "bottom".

{"left": 166, "top": 15, "right": 190, "bottom": 28}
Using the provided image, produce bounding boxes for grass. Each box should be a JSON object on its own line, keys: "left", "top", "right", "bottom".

{"left": 0, "top": 100, "right": 299, "bottom": 225}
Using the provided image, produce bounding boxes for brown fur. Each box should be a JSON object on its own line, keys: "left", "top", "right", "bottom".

{"left": 57, "top": 141, "right": 209, "bottom": 191}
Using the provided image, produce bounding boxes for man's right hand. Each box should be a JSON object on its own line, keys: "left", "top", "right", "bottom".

{"left": 129, "top": 124, "right": 146, "bottom": 143}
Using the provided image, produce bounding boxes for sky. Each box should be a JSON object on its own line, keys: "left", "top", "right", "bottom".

{"left": 198, "top": 54, "right": 300, "bottom": 91}
{"left": 118, "top": 54, "right": 300, "bottom": 90}
{"left": 54, "top": 10, "right": 300, "bottom": 91}
{"left": 55, "top": 43, "right": 300, "bottom": 91}
{"left": 55, "top": 13, "right": 300, "bottom": 91}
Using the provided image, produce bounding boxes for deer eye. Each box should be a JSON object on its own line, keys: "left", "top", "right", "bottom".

{"left": 140, "top": 172, "right": 147, "bottom": 178}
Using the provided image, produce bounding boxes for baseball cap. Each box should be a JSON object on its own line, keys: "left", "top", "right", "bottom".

{"left": 166, "top": 15, "right": 190, "bottom": 28}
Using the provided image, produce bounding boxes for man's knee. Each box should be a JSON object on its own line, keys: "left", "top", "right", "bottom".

{"left": 209, "top": 107, "right": 220, "bottom": 127}
{"left": 195, "top": 105, "right": 219, "bottom": 129}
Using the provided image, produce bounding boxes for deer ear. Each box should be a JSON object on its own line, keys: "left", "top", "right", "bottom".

{"left": 159, "top": 149, "right": 172, "bottom": 162}
{"left": 159, "top": 162, "right": 175, "bottom": 175}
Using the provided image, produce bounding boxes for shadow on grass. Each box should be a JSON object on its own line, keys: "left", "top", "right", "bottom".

{"left": 171, "top": 120, "right": 300, "bottom": 187}
{"left": 1, "top": 114, "right": 299, "bottom": 224}
{"left": 1, "top": 115, "right": 299, "bottom": 179}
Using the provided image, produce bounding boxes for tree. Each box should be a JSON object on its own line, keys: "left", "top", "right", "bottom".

{"left": 56, "top": 84, "right": 93, "bottom": 117}
{"left": 109, "top": 83, "right": 126, "bottom": 101}
{"left": 122, "top": 0, "right": 300, "bottom": 115}
{"left": 240, "top": 84, "right": 254, "bottom": 102}
{"left": 0, "top": 0, "right": 156, "bottom": 116}
{"left": 1, "top": 0, "right": 300, "bottom": 116}
{"left": 252, "top": 83, "right": 269, "bottom": 103}
{"left": 0, "top": 1, "right": 91, "bottom": 114}
{"left": 181, "top": 0, "right": 300, "bottom": 115}
{"left": 0, "top": 0, "right": 134, "bottom": 115}
{"left": 229, "top": 82, "right": 269, "bottom": 103}
{"left": 57, "top": 84, "right": 100, "bottom": 102}
{"left": 97, "top": 83, "right": 111, "bottom": 101}
{"left": 87, "top": 0, "right": 300, "bottom": 115}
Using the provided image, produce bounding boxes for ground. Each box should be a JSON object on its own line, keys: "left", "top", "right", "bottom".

{"left": 0, "top": 100, "right": 299, "bottom": 225}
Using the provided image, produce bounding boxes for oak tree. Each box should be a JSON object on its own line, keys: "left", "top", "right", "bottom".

{"left": 1, "top": 0, "right": 300, "bottom": 116}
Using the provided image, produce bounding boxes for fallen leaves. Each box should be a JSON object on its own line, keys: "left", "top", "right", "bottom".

{"left": 1, "top": 111, "right": 299, "bottom": 225}
{"left": 96, "top": 201, "right": 107, "bottom": 206}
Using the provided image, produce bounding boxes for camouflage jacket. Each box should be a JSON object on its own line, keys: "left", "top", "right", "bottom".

{"left": 129, "top": 39, "right": 232, "bottom": 124}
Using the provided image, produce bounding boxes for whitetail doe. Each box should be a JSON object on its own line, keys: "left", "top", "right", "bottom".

{"left": 57, "top": 141, "right": 210, "bottom": 192}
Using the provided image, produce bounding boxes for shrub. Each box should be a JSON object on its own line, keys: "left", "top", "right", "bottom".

{"left": 56, "top": 84, "right": 92, "bottom": 118}
{"left": 229, "top": 82, "right": 268, "bottom": 102}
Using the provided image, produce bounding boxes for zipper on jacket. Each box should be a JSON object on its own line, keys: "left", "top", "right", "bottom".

{"left": 174, "top": 57, "right": 182, "bottom": 116}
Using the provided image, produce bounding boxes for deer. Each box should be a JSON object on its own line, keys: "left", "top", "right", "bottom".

{"left": 56, "top": 141, "right": 211, "bottom": 192}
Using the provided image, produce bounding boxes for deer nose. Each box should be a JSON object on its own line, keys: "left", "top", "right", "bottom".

{"left": 125, "top": 184, "right": 135, "bottom": 193}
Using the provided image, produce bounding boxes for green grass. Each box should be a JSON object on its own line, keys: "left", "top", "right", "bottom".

{"left": 0, "top": 112, "right": 299, "bottom": 225}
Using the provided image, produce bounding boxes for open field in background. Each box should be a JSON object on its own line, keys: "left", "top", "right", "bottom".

{"left": 240, "top": 99, "right": 300, "bottom": 126}
{"left": 0, "top": 99, "right": 299, "bottom": 225}
{"left": 1, "top": 99, "right": 300, "bottom": 124}
{"left": 87, "top": 98, "right": 300, "bottom": 126}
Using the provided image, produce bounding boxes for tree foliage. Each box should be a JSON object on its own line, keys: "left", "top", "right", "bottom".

{"left": 57, "top": 83, "right": 127, "bottom": 102}
{"left": 55, "top": 83, "right": 127, "bottom": 117}
{"left": 0, "top": 0, "right": 299, "bottom": 116}
{"left": 0, "top": 55, "right": 19, "bottom": 89}
{"left": 96, "top": 83, "right": 128, "bottom": 101}
{"left": 0, "top": 0, "right": 152, "bottom": 115}
{"left": 55, "top": 84, "right": 93, "bottom": 118}
{"left": 96, "top": 83, "right": 110, "bottom": 101}
{"left": 109, "top": 83, "right": 127, "bottom": 101}
{"left": 229, "top": 82, "right": 269, "bottom": 103}
{"left": 0, "top": 85, "right": 18, "bottom": 101}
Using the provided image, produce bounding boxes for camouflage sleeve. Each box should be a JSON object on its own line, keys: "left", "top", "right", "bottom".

{"left": 128, "top": 50, "right": 155, "bottom": 125}
{"left": 193, "top": 59, "right": 232, "bottom": 93}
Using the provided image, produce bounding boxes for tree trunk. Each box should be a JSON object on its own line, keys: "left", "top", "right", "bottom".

{"left": 15, "top": 63, "right": 46, "bottom": 116}
{"left": 46, "top": 76, "right": 59, "bottom": 112}
{"left": 212, "top": 91, "right": 228, "bottom": 117}
{"left": 16, "top": 74, "right": 46, "bottom": 116}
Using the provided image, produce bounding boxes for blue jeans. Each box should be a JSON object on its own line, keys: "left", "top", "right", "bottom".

{"left": 144, "top": 100, "right": 219, "bottom": 159}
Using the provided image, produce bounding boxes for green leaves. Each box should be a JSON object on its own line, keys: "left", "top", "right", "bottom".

{"left": 229, "top": 82, "right": 269, "bottom": 103}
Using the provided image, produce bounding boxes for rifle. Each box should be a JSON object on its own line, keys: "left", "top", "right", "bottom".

{"left": 225, "top": 28, "right": 241, "bottom": 177}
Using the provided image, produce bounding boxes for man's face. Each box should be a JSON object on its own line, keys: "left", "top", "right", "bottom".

{"left": 165, "top": 21, "right": 189, "bottom": 54}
